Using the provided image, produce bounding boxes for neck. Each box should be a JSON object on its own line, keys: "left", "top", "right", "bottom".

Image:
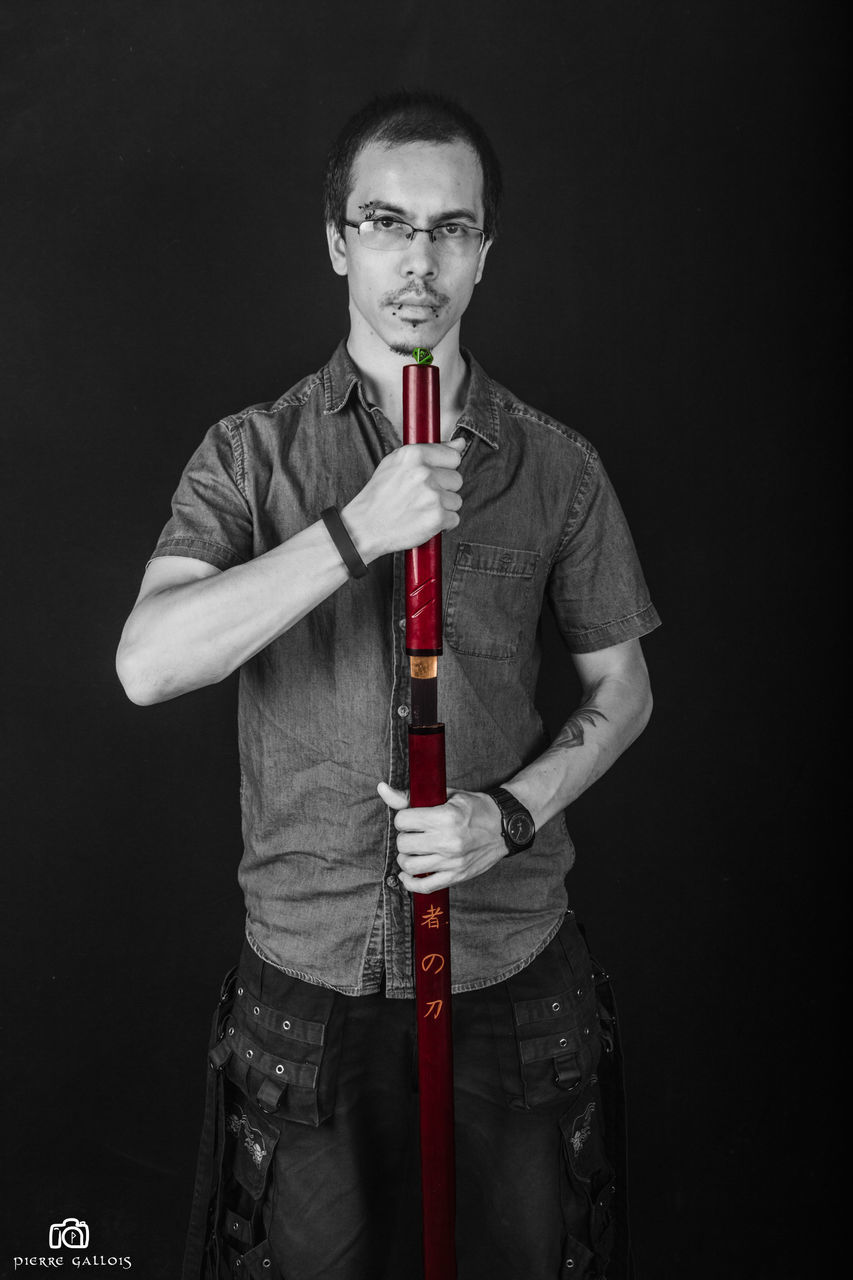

{"left": 346, "top": 325, "right": 469, "bottom": 441}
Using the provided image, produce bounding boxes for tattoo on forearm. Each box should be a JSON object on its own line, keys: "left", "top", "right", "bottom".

{"left": 553, "top": 705, "right": 609, "bottom": 749}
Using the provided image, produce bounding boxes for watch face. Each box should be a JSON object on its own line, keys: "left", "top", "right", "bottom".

{"left": 506, "top": 812, "right": 535, "bottom": 846}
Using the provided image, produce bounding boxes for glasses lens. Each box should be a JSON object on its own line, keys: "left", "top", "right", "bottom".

{"left": 358, "top": 218, "right": 412, "bottom": 250}
{"left": 432, "top": 224, "right": 484, "bottom": 256}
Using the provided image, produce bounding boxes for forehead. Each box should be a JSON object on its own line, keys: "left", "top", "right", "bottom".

{"left": 348, "top": 139, "right": 484, "bottom": 219}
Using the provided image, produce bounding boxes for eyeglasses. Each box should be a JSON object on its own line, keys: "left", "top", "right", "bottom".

{"left": 344, "top": 216, "right": 486, "bottom": 257}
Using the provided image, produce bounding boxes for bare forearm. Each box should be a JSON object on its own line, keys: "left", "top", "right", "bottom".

{"left": 117, "top": 519, "right": 355, "bottom": 704}
{"left": 504, "top": 671, "right": 652, "bottom": 830}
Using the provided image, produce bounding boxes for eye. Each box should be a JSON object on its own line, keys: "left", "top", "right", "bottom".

{"left": 437, "top": 223, "right": 468, "bottom": 238}
{"left": 375, "top": 217, "right": 406, "bottom": 231}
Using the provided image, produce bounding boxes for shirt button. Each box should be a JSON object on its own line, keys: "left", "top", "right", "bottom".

{"left": 399, "top": 617, "right": 406, "bottom": 630}
{"left": 386, "top": 874, "right": 399, "bottom": 888}
{"left": 397, "top": 705, "right": 409, "bottom": 718}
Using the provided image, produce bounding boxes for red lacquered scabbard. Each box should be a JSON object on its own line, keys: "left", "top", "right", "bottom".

{"left": 403, "top": 357, "right": 456, "bottom": 1280}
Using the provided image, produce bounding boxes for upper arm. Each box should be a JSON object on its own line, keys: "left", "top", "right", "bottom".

{"left": 133, "top": 555, "right": 222, "bottom": 608}
{"left": 570, "top": 637, "right": 651, "bottom": 701}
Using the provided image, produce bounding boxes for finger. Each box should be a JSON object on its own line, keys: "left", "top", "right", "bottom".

{"left": 393, "top": 803, "right": 450, "bottom": 832}
{"left": 428, "top": 441, "right": 464, "bottom": 466}
{"left": 377, "top": 781, "right": 410, "bottom": 810}
{"left": 397, "top": 850, "right": 446, "bottom": 875}
{"left": 395, "top": 831, "right": 450, "bottom": 857}
{"left": 400, "top": 869, "right": 455, "bottom": 894}
{"left": 434, "top": 469, "right": 463, "bottom": 491}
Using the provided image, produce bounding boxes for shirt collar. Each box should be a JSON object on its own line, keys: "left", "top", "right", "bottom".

{"left": 322, "top": 340, "right": 500, "bottom": 450}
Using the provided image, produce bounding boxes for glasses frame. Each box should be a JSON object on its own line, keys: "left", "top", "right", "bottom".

{"left": 343, "top": 217, "right": 487, "bottom": 255}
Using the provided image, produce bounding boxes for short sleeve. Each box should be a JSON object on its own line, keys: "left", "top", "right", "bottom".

{"left": 547, "top": 451, "right": 661, "bottom": 653}
{"left": 149, "top": 418, "right": 252, "bottom": 570}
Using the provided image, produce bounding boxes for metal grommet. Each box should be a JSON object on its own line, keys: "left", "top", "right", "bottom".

{"left": 559, "top": 1037, "right": 568, "bottom": 1048}
{"left": 576, "top": 987, "right": 584, "bottom": 998}
{"left": 253, "top": 1006, "right": 260, "bottom": 1015}
{"left": 227, "top": 1027, "right": 235, "bottom": 1036}
{"left": 275, "top": 1064, "right": 285, "bottom": 1075}
{"left": 262, "top": 1261, "right": 271, "bottom": 1269}
{"left": 282, "top": 1019, "right": 291, "bottom": 1031}
{"left": 551, "top": 1001, "right": 561, "bottom": 1011}
{"left": 583, "top": 1026, "right": 590, "bottom": 1037}
{"left": 237, "top": 987, "right": 243, "bottom": 996}
{"left": 566, "top": 1261, "right": 574, "bottom": 1270}
{"left": 246, "top": 1049, "right": 253, "bottom": 1058}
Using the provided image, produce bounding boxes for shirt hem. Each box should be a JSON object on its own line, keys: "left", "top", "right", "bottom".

{"left": 565, "top": 601, "right": 662, "bottom": 654}
{"left": 148, "top": 537, "right": 245, "bottom": 571}
{"left": 246, "top": 912, "right": 568, "bottom": 998}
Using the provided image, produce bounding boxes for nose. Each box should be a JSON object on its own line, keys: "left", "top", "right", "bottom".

{"left": 399, "top": 229, "right": 439, "bottom": 278}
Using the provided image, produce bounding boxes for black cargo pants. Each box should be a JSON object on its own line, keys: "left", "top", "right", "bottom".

{"left": 182, "top": 910, "right": 631, "bottom": 1280}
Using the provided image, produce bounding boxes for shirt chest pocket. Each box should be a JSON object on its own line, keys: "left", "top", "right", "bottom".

{"left": 444, "top": 541, "right": 540, "bottom": 660}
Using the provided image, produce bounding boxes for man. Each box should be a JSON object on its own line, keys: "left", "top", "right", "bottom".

{"left": 117, "top": 92, "right": 659, "bottom": 1280}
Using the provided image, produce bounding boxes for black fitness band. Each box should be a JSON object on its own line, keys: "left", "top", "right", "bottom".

{"left": 320, "top": 507, "right": 368, "bottom": 579}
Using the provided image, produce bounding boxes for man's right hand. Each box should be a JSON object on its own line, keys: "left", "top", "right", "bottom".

{"left": 342, "top": 438, "right": 465, "bottom": 562}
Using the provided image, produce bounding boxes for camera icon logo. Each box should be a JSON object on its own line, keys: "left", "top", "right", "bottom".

{"left": 48, "top": 1217, "right": 90, "bottom": 1249}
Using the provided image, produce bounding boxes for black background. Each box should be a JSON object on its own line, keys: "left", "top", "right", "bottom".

{"left": 1, "top": 2, "right": 845, "bottom": 1277}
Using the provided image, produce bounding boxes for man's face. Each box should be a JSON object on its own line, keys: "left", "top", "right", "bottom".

{"left": 327, "top": 139, "right": 491, "bottom": 356}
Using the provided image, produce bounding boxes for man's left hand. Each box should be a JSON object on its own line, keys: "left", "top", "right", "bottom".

{"left": 377, "top": 781, "right": 506, "bottom": 894}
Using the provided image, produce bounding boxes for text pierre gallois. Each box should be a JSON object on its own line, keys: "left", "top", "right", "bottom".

{"left": 13, "top": 1259, "right": 133, "bottom": 1271}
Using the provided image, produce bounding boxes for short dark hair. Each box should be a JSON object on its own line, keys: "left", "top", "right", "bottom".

{"left": 323, "top": 91, "right": 503, "bottom": 242}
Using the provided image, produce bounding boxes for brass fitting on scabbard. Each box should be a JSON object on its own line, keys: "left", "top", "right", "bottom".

{"left": 410, "top": 656, "right": 438, "bottom": 680}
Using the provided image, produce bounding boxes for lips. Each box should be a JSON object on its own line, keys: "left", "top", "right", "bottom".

{"left": 392, "top": 295, "right": 442, "bottom": 307}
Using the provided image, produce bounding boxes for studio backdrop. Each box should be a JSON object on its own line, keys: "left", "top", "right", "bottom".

{"left": 1, "top": 2, "right": 843, "bottom": 1277}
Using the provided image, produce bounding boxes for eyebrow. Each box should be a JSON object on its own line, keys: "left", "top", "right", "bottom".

{"left": 361, "top": 199, "right": 480, "bottom": 224}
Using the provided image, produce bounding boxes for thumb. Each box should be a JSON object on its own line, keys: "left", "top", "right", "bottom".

{"left": 377, "top": 781, "right": 410, "bottom": 810}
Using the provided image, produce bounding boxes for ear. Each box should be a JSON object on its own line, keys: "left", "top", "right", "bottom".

{"left": 473, "top": 238, "right": 492, "bottom": 286}
{"left": 326, "top": 223, "right": 348, "bottom": 277}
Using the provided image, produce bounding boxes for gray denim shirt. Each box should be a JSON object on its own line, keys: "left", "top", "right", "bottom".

{"left": 151, "top": 342, "right": 660, "bottom": 997}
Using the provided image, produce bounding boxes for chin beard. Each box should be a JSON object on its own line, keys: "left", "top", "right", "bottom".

{"left": 389, "top": 341, "right": 417, "bottom": 357}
